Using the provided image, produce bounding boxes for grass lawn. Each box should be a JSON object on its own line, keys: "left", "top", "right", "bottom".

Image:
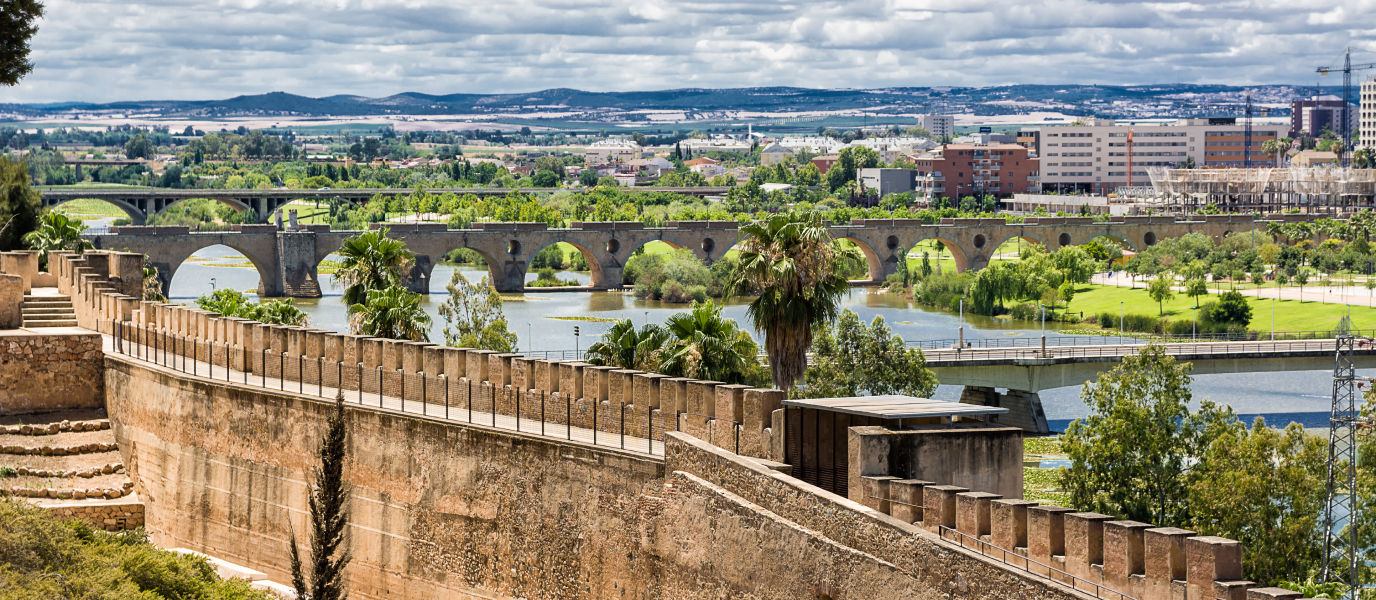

{"left": 1055, "top": 283, "right": 1376, "bottom": 332}
{"left": 51, "top": 198, "right": 128, "bottom": 220}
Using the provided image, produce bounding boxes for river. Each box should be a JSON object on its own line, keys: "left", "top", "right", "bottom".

{"left": 167, "top": 246, "right": 1345, "bottom": 430}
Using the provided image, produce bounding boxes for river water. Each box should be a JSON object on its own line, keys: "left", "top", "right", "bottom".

{"left": 167, "top": 246, "right": 1345, "bottom": 430}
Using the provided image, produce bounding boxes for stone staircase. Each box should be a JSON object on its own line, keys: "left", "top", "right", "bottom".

{"left": 22, "top": 294, "right": 78, "bottom": 328}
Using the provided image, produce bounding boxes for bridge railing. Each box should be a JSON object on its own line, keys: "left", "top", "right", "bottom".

{"left": 920, "top": 338, "right": 1364, "bottom": 362}
{"left": 909, "top": 329, "right": 1376, "bottom": 349}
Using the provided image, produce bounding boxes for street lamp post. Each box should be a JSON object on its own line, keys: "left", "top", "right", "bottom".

{"left": 527, "top": 322, "right": 532, "bottom": 353}
{"left": 1040, "top": 303, "right": 1046, "bottom": 356}
{"left": 958, "top": 296, "right": 965, "bottom": 349}
{"left": 1271, "top": 297, "right": 1275, "bottom": 341}
{"left": 1119, "top": 301, "right": 1124, "bottom": 343}
{"left": 1192, "top": 306, "right": 1197, "bottom": 342}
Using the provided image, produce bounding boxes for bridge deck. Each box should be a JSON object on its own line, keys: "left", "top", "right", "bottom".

{"left": 923, "top": 339, "right": 1360, "bottom": 367}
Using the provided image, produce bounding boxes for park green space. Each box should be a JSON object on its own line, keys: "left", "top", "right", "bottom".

{"left": 51, "top": 198, "right": 128, "bottom": 220}
{"left": 1049, "top": 282, "right": 1376, "bottom": 332}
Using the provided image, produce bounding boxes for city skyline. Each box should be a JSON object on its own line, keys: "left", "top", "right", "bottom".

{"left": 7, "top": 0, "right": 1376, "bottom": 104}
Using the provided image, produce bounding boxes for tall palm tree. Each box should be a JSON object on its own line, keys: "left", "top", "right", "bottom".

{"left": 347, "top": 285, "right": 431, "bottom": 341}
{"left": 658, "top": 300, "right": 756, "bottom": 383}
{"left": 23, "top": 212, "right": 92, "bottom": 259}
{"left": 333, "top": 228, "right": 414, "bottom": 306}
{"left": 583, "top": 319, "right": 670, "bottom": 371}
{"left": 730, "top": 210, "right": 854, "bottom": 391}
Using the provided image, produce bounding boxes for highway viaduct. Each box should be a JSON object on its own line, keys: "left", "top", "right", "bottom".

{"left": 924, "top": 339, "right": 1376, "bottom": 433}
{"left": 85, "top": 214, "right": 1261, "bottom": 297}
{"left": 40, "top": 186, "right": 735, "bottom": 225}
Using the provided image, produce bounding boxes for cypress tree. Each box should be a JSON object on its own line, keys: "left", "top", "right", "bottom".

{"left": 290, "top": 395, "right": 352, "bottom": 600}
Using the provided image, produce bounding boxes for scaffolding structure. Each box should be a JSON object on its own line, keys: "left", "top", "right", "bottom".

{"left": 1121, "top": 167, "right": 1376, "bottom": 214}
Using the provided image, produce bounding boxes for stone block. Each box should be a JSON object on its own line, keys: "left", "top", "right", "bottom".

{"left": 466, "top": 349, "right": 493, "bottom": 382}
{"left": 687, "top": 380, "right": 721, "bottom": 417}
{"left": 323, "top": 333, "right": 345, "bottom": 363}
{"left": 860, "top": 475, "right": 900, "bottom": 513}
{"left": 661, "top": 378, "right": 691, "bottom": 413}
{"left": 1186, "top": 536, "right": 1242, "bottom": 600}
{"left": 442, "top": 348, "right": 467, "bottom": 381}
{"left": 1104, "top": 520, "right": 1150, "bottom": 592}
{"left": 1028, "top": 506, "right": 1074, "bottom": 577}
{"left": 991, "top": 499, "right": 1037, "bottom": 551}
{"left": 0, "top": 274, "right": 21, "bottom": 328}
{"left": 1245, "top": 589, "right": 1302, "bottom": 600}
{"left": 402, "top": 341, "right": 433, "bottom": 374}
{"left": 535, "top": 360, "right": 562, "bottom": 394}
{"left": 585, "top": 366, "right": 614, "bottom": 401}
{"left": 609, "top": 370, "right": 638, "bottom": 405}
{"left": 360, "top": 338, "right": 385, "bottom": 369}
{"left": 633, "top": 373, "right": 667, "bottom": 409}
{"left": 742, "top": 388, "right": 784, "bottom": 458}
{"left": 715, "top": 384, "right": 749, "bottom": 424}
{"left": 889, "top": 479, "right": 930, "bottom": 525}
{"left": 1144, "top": 527, "right": 1193, "bottom": 600}
{"left": 511, "top": 356, "right": 535, "bottom": 391}
{"left": 381, "top": 339, "right": 406, "bottom": 370}
{"left": 955, "top": 492, "right": 1001, "bottom": 550}
{"left": 922, "top": 485, "right": 967, "bottom": 534}
{"left": 422, "top": 345, "right": 445, "bottom": 377}
{"left": 491, "top": 353, "right": 519, "bottom": 387}
{"left": 1065, "top": 512, "right": 1113, "bottom": 582}
{"left": 304, "top": 329, "right": 327, "bottom": 360}
{"left": 559, "top": 362, "right": 586, "bottom": 400}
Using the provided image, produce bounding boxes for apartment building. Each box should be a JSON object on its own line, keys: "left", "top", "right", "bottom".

{"left": 1031, "top": 118, "right": 1279, "bottom": 194}
{"left": 1361, "top": 80, "right": 1376, "bottom": 152}
{"left": 584, "top": 139, "right": 646, "bottom": 165}
{"left": 920, "top": 114, "right": 956, "bottom": 138}
{"left": 1290, "top": 95, "right": 1357, "bottom": 138}
{"left": 760, "top": 143, "right": 794, "bottom": 166}
{"left": 909, "top": 143, "right": 1039, "bottom": 200}
{"left": 680, "top": 138, "right": 752, "bottom": 156}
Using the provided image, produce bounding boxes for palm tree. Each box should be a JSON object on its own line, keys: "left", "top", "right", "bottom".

{"left": 730, "top": 210, "right": 854, "bottom": 391}
{"left": 584, "top": 319, "right": 670, "bottom": 371}
{"left": 658, "top": 300, "right": 756, "bottom": 383}
{"left": 333, "top": 228, "right": 414, "bottom": 307}
{"left": 347, "top": 285, "right": 431, "bottom": 341}
{"left": 23, "top": 212, "right": 92, "bottom": 261}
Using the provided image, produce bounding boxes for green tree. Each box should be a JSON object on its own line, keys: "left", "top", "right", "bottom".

{"left": 1189, "top": 419, "right": 1326, "bottom": 586}
{"left": 0, "top": 0, "right": 44, "bottom": 86}
{"left": 1148, "top": 275, "right": 1174, "bottom": 315}
{"left": 23, "top": 211, "right": 92, "bottom": 260}
{"left": 657, "top": 300, "right": 760, "bottom": 384}
{"left": 333, "top": 228, "right": 415, "bottom": 307}
{"left": 730, "top": 210, "right": 854, "bottom": 391}
{"left": 1208, "top": 290, "right": 1253, "bottom": 329}
{"left": 1060, "top": 343, "right": 1237, "bottom": 526}
{"left": 347, "top": 285, "right": 431, "bottom": 341}
{"left": 437, "top": 272, "right": 517, "bottom": 352}
{"left": 195, "top": 288, "right": 309, "bottom": 326}
{"left": 1294, "top": 270, "right": 1309, "bottom": 301}
{"left": 123, "top": 133, "right": 154, "bottom": 160}
{"left": 583, "top": 319, "right": 670, "bottom": 371}
{"left": 578, "top": 169, "right": 600, "bottom": 187}
{"left": 793, "top": 310, "right": 938, "bottom": 399}
{"left": 530, "top": 170, "right": 560, "bottom": 187}
{"left": 0, "top": 156, "right": 40, "bottom": 251}
{"left": 1059, "top": 280, "right": 1076, "bottom": 317}
{"left": 1185, "top": 277, "right": 1208, "bottom": 307}
{"left": 290, "top": 395, "right": 352, "bottom": 600}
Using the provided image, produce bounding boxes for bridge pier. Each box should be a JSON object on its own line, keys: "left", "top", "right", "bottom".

{"left": 958, "top": 385, "right": 1051, "bottom": 434}
{"left": 272, "top": 232, "right": 319, "bottom": 298}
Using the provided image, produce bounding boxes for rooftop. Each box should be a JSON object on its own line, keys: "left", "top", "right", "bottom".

{"left": 782, "top": 395, "right": 1008, "bottom": 420}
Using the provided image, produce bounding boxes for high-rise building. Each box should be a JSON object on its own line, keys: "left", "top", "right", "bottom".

{"left": 909, "top": 143, "right": 1039, "bottom": 200}
{"left": 920, "top": 114, "right": 955, "bottom": 138}
{"left": 1361, "top": 80, "right": 1376, "bottom": 152}
{"left": 1029, "top": 118, "right": 1279, "bottom": 195}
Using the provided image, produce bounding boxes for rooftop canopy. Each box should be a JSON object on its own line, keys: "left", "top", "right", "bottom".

{"left": 782, "top": 395, "right": 1008, "bottom": 420}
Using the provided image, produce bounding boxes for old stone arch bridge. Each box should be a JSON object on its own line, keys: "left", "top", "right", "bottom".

{"left": 86, "top": 215, "right": 1264, "bottom": 297}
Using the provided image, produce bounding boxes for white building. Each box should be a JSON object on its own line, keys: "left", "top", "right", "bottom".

{"left": 1031, "top": 118, "right": 1281, "bottom": 195}
{"left": 680, "top": 139, "right": 753, "bottom": 156}
{"left": 584, "top": 139, "right": 646, "bottom": 165}
{"left": 920, "top": 114, "right": 956, "bottom": 138}
{"left": 1362, "top": 79, "right": 1376, "bottom": 152}
{"left": 775, "top": 136, "right": 844, "bottom": 155}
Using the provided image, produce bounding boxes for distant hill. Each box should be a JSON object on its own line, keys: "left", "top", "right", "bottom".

{"left": 0, "top": 84, "right": 1326, "bottom": 120}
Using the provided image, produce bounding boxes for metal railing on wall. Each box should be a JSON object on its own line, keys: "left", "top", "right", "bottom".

{"left": 110, "top": 322, "right": 746, "bottom": 458}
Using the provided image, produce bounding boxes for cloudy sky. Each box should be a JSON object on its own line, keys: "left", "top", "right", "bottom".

{"left": 7, "top": 0, "right": 1376, "bottom": 103}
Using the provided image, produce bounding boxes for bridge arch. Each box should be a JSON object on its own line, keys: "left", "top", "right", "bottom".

{"left": 46, "top": 197, "right": 148, "bottom": 226}
{"left": 835, "top": 236, "right": 886, "bottom": 282}
{"left": 420, "top": 245, "right": 506, "bottom": 293}
{"left": 522, "top": 239, "right": 610, "bottom": 288}
{"left": 161, "top": 242, "right": 277, "bottom": 299}
{"left": 907, "top": 234, "right": 972, "bottom": 273}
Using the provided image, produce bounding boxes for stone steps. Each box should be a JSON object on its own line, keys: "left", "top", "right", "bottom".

{"left": 22, "top": 294, "right": 76, "bottom": 328}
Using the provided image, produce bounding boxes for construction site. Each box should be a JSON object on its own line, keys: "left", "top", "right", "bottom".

{"left": 1113, "top": 167, "right": 1376, "bottom": 215}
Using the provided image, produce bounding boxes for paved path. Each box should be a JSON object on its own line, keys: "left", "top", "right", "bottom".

{"left": 1093, "top": 271, "right": 1376, "bottom": 307}
{"left": 101, "top": 333, "right": 666, "bottom": 458}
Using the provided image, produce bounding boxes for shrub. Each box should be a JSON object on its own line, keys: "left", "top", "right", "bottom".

{"left": 626, "top": 248, "right": 716, "bottom": 302}
{"left": 1009, "top": 303, "right": 1040, "bottom": 321}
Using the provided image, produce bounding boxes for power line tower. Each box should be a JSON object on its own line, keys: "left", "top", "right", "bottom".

{"left": 1322, "top": 335, "right": 1366, "bottom": 598}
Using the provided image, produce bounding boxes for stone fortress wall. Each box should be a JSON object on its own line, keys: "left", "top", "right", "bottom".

{"left": 43, "top": 249, "right": 1307, "bottom": 600}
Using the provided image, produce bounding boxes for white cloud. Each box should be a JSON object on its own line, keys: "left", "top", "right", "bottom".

{"left": 5, "top": 0, "right": 1374, "bottom": 102}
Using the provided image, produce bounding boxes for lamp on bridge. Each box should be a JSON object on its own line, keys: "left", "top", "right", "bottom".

{"left": 955, "top": 295, "right": 966, "bottom": 349}
{"left": 1039, "top": 303, "right": 1047, "bottom": 357}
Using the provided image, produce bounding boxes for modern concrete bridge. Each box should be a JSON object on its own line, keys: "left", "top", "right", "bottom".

{"left": 41, "top": 186, "right": 735, "bottom": 225}
{"left": 927, "top": 338, "right": 1374, "bottom": 433}
{"left": 85, "top": 215, "right": 1259, "bottom": 296}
